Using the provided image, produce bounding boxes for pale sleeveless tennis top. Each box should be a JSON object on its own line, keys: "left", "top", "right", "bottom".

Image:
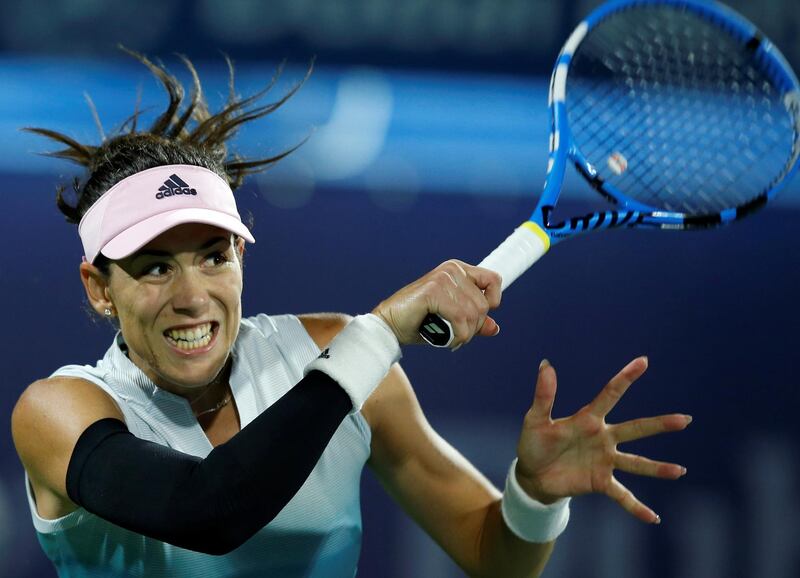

{"left": 25, "top": 314, "right": 371, "bottom": 578}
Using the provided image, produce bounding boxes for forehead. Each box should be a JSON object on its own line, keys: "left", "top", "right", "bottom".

{"left": 138, "top": 223, "right": 232, "bottom": 255}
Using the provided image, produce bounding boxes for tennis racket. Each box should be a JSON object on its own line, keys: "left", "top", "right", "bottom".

{"left": 419, "top": 0, "right": 800, "bottom": 347}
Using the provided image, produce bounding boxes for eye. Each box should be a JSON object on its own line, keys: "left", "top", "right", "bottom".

{"left": 203, "top": 251, "right": 230, "bottom": 267}
{"left": 141, "top": 262, "right": 171, "bottom": 277}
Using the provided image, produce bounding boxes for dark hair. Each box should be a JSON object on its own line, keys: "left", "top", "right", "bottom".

{"left": 25, "top": 48, "right": 309, "bottom": 273}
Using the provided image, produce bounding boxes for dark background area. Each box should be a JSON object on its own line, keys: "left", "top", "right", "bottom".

{"left": 0, "top": 1, "right": 798, "bottom": 577}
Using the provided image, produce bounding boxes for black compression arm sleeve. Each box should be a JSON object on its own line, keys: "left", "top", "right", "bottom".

{"left": 65, "top": 370, "right": 351, "bottom": 555}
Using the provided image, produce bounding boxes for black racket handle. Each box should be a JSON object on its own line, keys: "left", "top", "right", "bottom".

{"left": 418, "top": 313, "right": 454, "bottom": 348}
{"left": 416, "top": 223, "right": 549, "bottom": 348}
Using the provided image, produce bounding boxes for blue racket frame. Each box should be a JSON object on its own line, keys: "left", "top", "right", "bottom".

{"left": 418, "top": 0, "right": 800, "bottom": 348}
{"left": 534, "top": 0, "right": 800, "bottom": 244}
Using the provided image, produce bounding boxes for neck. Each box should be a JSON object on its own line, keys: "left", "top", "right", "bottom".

{"left": 187, "top": 362, "right": 233, "bottom": 415}
{"left": 118, "top": 333, "right": 235, "bottom": 413}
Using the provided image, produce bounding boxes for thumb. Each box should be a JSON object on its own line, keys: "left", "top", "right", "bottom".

{"left": 528, "top": 359, "right": 557, "bottom": 424}
{"left": 477, "top": 315, "right": 501, "bottom": 337}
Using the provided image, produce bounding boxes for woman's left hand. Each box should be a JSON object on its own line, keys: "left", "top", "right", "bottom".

{"left": 513, "top": 356, "right": 691, "bottom": 523}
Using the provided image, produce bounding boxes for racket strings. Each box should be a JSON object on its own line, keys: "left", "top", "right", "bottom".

{"left": 588, "top": 94, "right": 777, "bottom": 213}
{"left": 575, "top": 90, "right": 750, "bottom": 213}
{"left": 592, "top": 24, "right": 788, "bottom": 212}
{"left": 576, "top": 72, "right": 786, "bottom": 214}
{"left": 566, "top": 6, "right": 798, "bottom": 215}
{"left": 589, "top": 51, "right": 780, "bottom": 212}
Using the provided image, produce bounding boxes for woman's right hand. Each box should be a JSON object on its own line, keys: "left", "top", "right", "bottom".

{"left": 371, "top": 259, "right": 503, "bottom": 349}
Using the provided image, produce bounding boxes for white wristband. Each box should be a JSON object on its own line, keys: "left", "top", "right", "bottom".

{"left": 304, "top": 314, "right": 401, "bottom": 414}
{"left": 501, "top": 459, "right": 571, "bottom": 543}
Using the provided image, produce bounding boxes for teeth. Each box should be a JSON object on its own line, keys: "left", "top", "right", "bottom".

{"left": 166, "top": 323, "right": 213, "bottom": 347}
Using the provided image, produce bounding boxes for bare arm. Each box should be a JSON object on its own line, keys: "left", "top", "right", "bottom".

{"left": 11, "top": 377, "right": 126, "bottom": 519}
{"left": 298, "top": 259, "right": 693, "bottom": 578}
{"left": 364, "top": 359, "right": 693, "bottom": 577}
{"left": 301, "top": 313, "right": 552, "bottom": 578}
{"left": 365, "top": 364, "right": 554, "bottom": 578}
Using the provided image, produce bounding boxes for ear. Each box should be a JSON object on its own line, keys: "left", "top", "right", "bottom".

{"left": 79, "top": 261, "right": 115, "bottom": 317}
{"left": 235, "top": 236, "right": 246, "bottom": 267}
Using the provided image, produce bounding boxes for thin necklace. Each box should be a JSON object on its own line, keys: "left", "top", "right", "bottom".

{"left": 194, "top": 390, "right": 233, "bottom": 418}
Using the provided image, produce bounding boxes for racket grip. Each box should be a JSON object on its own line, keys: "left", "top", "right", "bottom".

{"left": 478, "top": 223, "right": 550, "bottom": 291}
{"left": 419, "top": 314, "right": 455, "bottom": 347}
{"left": 418, "top": 223, "right": 550, "bottom": 348}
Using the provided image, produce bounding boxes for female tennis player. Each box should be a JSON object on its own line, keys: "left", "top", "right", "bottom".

{"left": 11, "top": 53, "right": 691, "bottom": 578}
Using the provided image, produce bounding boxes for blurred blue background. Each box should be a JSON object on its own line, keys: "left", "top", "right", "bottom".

{"left": 1, "top": 1, "right": 798, "bottom": 577}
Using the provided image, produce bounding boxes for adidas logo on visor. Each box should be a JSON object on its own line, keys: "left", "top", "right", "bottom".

{"left": 155, "top": 174, "right": 198, "bottom": 199}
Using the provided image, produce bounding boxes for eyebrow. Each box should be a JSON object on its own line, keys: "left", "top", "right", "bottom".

{"left": 132, "top": 236, "right": 231, "bottom": 259}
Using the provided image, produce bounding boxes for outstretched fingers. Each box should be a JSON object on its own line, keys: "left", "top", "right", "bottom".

{"left": 588, "top": 356, "right": 648, "bottom": 418}
{"left": 527, "top": 360, "right": 557, "bottom": 426}
{"left": 611, "top": 414, "right": 693, "bottom": 444}
{"left": 615, "top": 452, "right": 686, "bottom": 480}
{"left": 607, "top": 477, "right": 661, "bottom": 524}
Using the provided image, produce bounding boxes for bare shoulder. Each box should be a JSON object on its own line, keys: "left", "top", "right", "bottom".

{"left": 11, "top": 376, "right": 125, "bottom": 513}
{"left": 12, "top": 376, "right": 126, "bottom": 451}
{"left": 297, "top": 312, "right": 353, "bottom": 349}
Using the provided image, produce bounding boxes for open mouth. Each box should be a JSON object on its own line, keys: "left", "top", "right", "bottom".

{"left": 163, "top": 322, "right": 219, "bottom": 352}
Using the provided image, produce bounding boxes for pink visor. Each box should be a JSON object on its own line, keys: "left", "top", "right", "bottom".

{"left": 78, "top": 164, "right": 255, "bottom": 263}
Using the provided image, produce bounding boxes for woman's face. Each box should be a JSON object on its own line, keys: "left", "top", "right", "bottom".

{"left": 105, "top": 223, "right": 245, "bottom": 396}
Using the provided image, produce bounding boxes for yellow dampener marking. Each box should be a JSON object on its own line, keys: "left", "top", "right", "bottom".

{"left": 521, "top": 221, "right": 551, "bottom": 252}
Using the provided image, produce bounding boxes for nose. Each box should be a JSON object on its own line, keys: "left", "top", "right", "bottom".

{"left": 169, "top": 269, "right": 210, "bottom": 317}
